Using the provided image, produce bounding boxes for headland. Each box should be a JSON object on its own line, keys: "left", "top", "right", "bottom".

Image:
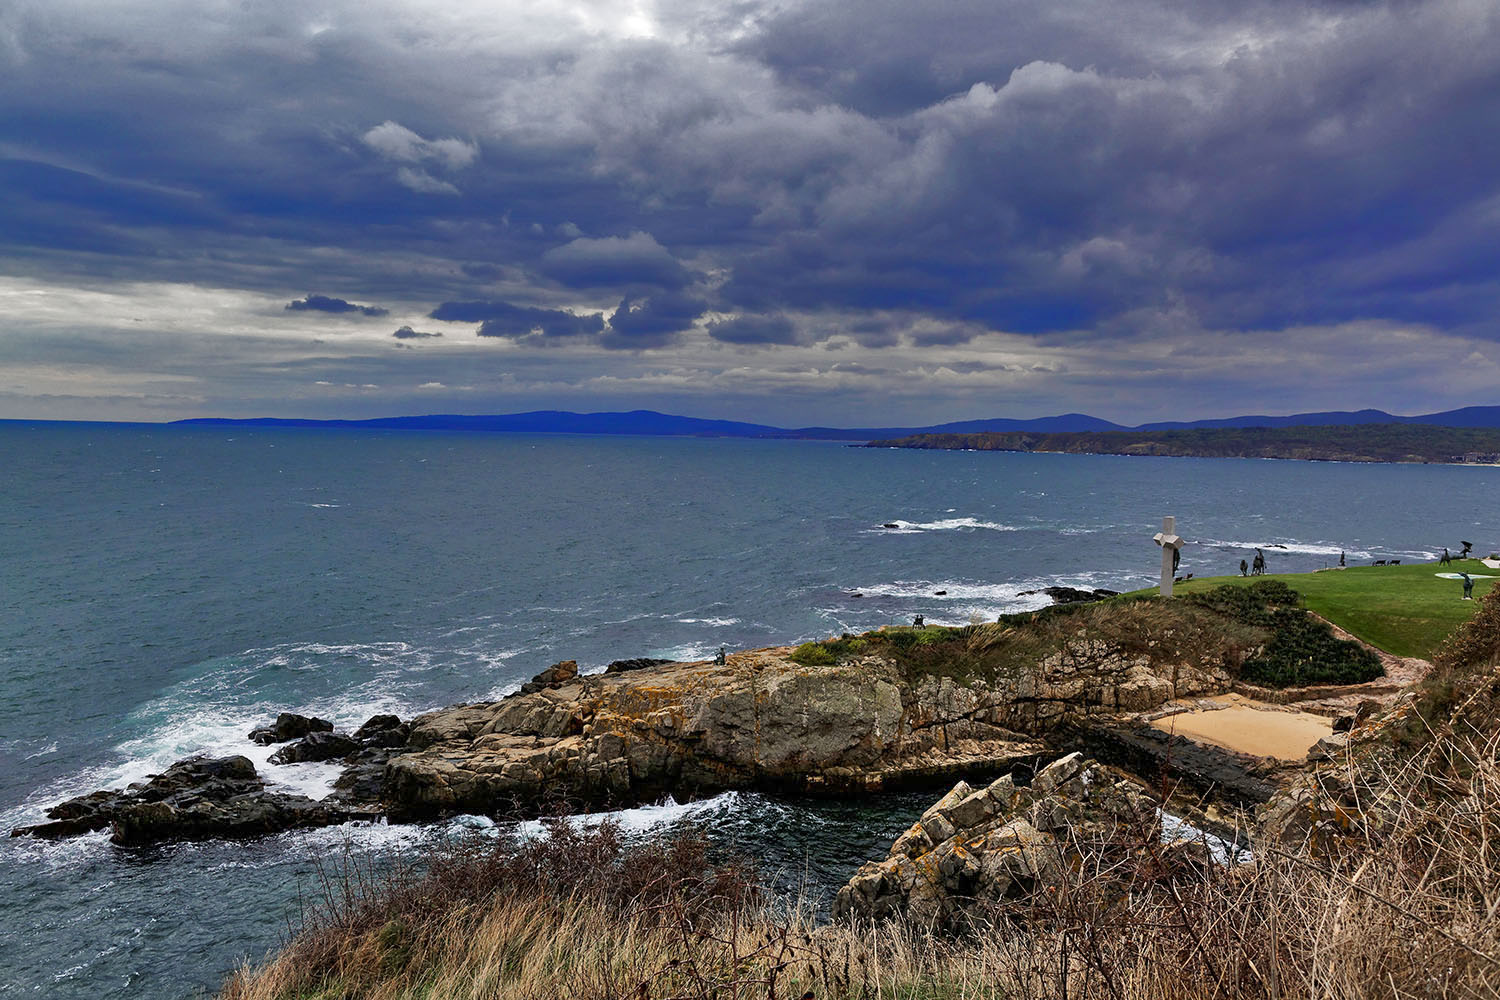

{"left": 865, "top": 423, "right": 1500, "bottom": 465}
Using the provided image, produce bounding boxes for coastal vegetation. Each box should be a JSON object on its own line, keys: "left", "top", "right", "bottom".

{"left": 1162, "top": 559, "right": 1496, "bottom": 659}
{"left": 1183, "top": 580, "right": 1383, "bottom": 686}
{"left": 865, "top": 423, "right": 1500, "bottom": 464}
{"left": 791, "top": 582, "right": 1377, "bottom": 689}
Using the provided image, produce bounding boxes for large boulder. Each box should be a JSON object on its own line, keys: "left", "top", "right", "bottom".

{"left": 353, "top": 714, "right": 410, "bottom": 748}
{"left": 249, "top": 713, "right": 334, "bottom": 746}
{"left": 833, "top": 754, "right": 1165, "bottom": 927}
{"left": 519, "top": 660, "right": 579, "bottom": 694}
{"left": 268, "top": 730, "right": 361, "bottom": 765}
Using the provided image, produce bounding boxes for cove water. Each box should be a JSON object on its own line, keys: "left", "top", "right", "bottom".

{"left": 1, "top": 423, "right": 1493, "bottom": 997}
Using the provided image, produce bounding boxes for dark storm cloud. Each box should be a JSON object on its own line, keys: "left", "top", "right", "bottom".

{"left": 392, "top": 326, "right": 441, "bottom": 339}
{"left": 287, "top": 295, "right": 389, "bottom": 317}
{"left": 539, "top": 233, "right": 694, "bottom": 290}
{"left": 603, "top": 293, "right": 710, "bottom": 349}
{"left": 429, "top": 300, "right": 605, "bottom": 339}
{"left": 706, "top": 313, "right": 799, "bottom": 345}
{"left": 4, "top": 0, "right": 1500, "bottom": 422}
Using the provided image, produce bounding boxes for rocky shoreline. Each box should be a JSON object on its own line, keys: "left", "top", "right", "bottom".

{"left": 17, "top": 583, "right": 1415, "bottom": 938}
{"left": 14, "top": 604, "right": 1292, "bottom": 848}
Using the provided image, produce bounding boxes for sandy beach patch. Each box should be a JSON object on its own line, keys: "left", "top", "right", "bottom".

{"left": 1152, "top": 696, "right": 1333, "bottom": 759}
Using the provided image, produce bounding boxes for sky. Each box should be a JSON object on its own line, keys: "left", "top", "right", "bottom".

{"left": 2, "top": 0, "right": 1498, "bottom": 427}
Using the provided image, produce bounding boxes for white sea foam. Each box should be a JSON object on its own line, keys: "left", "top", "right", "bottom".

{"left": 1200, "top": 538, "right": 1370, "bottom": 558}
{"left": 834, "top": 580, "right": 1049, "bottom": 626}
{"left": 1158, "top": 811, "right": 1251, "bottom": 865}
{"left": 851, "top": 580, "right": 1040, "bottom": 602}
{"left": 675, "top": 617, "right": 741, "bottom": 627}
{"left": 832, "top": 572, "right": 1135, "bottom": 627}
{"left": 23, "top": 741, "right": 59, "bottom": 760}
{"left": 514, "top": 792, "right": 746, "bottom": 839}
{"left": 869, "top": 516, "right": 1019, "bottom": 534}
{"left": 3, "top": 643, "right": 442, "bottom": 835}
{"left": 649, "top": 643, "right": 713, "bottom": 663}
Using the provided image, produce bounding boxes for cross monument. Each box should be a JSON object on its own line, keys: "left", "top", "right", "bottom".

{"left": 1153, "top": 516, "right": 1184, "bottom": 597}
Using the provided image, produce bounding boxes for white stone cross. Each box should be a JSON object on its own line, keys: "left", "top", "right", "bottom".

{"left": 1153, "top": 515, "right": 1184, "bottom": 597}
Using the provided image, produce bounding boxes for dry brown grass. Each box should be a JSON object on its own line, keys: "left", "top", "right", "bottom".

{"left": 222, "top": 726, "right": 1500, "bottom": 1000}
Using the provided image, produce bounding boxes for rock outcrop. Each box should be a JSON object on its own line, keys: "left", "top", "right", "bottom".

{"left": 9, "top": 756, "right": 363, "bottom": 845}
{"left": 519, "top": 660, "right": 579, "bottom": 694}
{"left": 834, "top": 754, "right": 1190, "bottom": 926}
{"left": 604, "top": 657, "right": 675, "bottom": 675}
{"left": 383, "top": 627, "right": 1236, "bottom": 821}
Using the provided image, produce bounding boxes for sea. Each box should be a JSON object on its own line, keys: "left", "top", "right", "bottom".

{"left": 1, "top": 422, "right": 1493, "bottom": 997}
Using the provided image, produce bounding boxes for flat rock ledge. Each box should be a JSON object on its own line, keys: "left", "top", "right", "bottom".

{"left": 833, "top": 753, "right": 1210, "bottom": 928}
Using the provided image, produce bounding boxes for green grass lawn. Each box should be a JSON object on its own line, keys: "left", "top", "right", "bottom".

{"left": 1128, "top": 559, "right": 1495, "bottom": 659}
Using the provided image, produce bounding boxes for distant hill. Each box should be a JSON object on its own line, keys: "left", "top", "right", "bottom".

{"left": 168, "top": 409, "right": 1130, "bottom": 440}
{"left": 864, "top": 424, "right": 1500, "bottom": 465}
{"left": 169, "top": 405, "right": 1500, "bottom": 440}
{"left": 1134, "top": 406, "right": 1500, "bottom": 431}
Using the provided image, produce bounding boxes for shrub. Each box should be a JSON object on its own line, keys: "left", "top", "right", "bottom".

{"left": 1189, "top": 583, "right": 1383, "bottom": 687}
{"left": 788, "top": 636, "right": 871, "bottom": 666}
{"left": 788, "top": 641, "right": 837, "bottom": 666}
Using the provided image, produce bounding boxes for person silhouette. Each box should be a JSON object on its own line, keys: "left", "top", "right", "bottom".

{"left": 1461, "top": 573, "right": 1474, "bottom": 600}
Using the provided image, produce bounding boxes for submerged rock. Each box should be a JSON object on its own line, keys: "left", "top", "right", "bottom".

{"left": 1042, "top": 586, "right": 1120, "bottom": 604}
{"left": 10, "top": 755, "right": 355, "bottom": 845}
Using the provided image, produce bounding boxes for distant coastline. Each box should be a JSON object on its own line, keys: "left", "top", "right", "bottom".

{"left": 862, "top": 424, "right": 1500, "bottom": 466}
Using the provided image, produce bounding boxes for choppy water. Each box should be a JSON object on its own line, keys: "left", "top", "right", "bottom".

{"left": 1, "top": 423, "right": 1492, "bottom": 997}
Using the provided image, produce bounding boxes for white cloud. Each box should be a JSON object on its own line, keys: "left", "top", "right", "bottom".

{"left": 395, "top": 167, "right": 461, "bottom": 195}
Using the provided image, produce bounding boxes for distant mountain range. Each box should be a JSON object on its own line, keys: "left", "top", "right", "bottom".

{"left": 170, "top": 405, "right": 1500, "bottom": 440}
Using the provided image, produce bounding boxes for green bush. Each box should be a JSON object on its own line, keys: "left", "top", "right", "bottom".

{"left": 1189, "top": 582, "right": 1383, "bottom": 687}
{"left": 788, "top": 636, "right": 874, "bottom": 666}
{"left": 788, "top": 642, "right": 837, "bottom": 666}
